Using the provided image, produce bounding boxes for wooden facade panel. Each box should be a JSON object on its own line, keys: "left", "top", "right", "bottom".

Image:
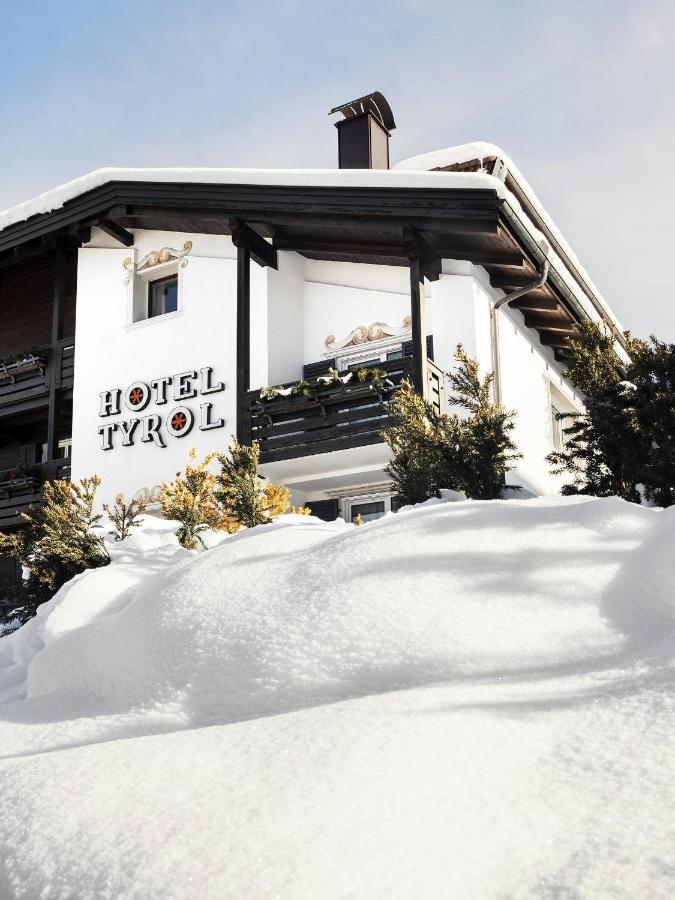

{"left": 0, "top": 252, "right": 77, "bottom": 357}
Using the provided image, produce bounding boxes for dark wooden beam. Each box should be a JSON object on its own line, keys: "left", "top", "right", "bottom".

{"left": 489, "top": 270, "right": 541, "bottom": 289}
{"left": 423, "top": 257, "right": 442, "bottom": 282}
{"left": 413, "top": 216, "right": 500, "bottom": 236}
{"left": 409, "top": 257, "right": 426, "bottom": 395}
{"left": 231, "top": 220, "right": 278, "bottom": 269}
{"left": 523, "top": 311, "right": 576, "bottom": 331}
{"left": 46, "top": 242, "right": 66, "bottom": 461}
{"left": 236, "top": 245, "right": 252, "bottom": 444}
{"left": 97, "top": 219, "right": 134, "bottom": 247}
{"left": 509, "top": 295, "right": 560, "bottom": 312}
{"left": 445, "top": 248, "right": 525, "bottom": 268}
{"left": 0, "top": 236, "right": 58, "bottom": 269}
{"left": 273, "top": 237, "right": 412, "bottom": 258}
{"left": 539, "top": 329, "right": 576, "bottom": 348}
{"left": 247, "top": 212, "right": 499, "bottom": 235}
{"left": 0, "top": 180, "right": 500, "bottom": 256}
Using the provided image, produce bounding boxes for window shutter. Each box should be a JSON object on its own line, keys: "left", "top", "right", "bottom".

{"left": 307, "top": 499, "right": 340, "bottom": 521}
{"left": 303, "top": 359, "right": 336, "bottom": 380}
{"left": 401, "top": 336, "right": 434, "bottom": 360}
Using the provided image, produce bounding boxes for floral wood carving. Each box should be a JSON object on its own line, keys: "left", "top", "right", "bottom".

{"left": 324, "top": 316, "right": 412, "bottom": 352}
{"left": 123, "top": 241, "right": 193, "bottom": 283}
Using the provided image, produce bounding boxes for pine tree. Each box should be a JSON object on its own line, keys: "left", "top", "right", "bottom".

{"left": 383, "top": 348, "right": 520, "bottom": 505}
{"left": 216, "top": 438, "right": 290, "bottom": 529}
{"left": 103, "top": 494, "right": 147, "bottom": 542}
{"left": 626, "top": 336, "right": 675, "bottom": 507}
{"left": 160, "top": 450, "right": 232, "bottom": 550}
{"left": 0, "top": 476, "right": 110, "bottom": 619}
{"left": 383, "top": 380, "right": 464, "bottom": 506}
{"left": 546, "top": 322, "right": 674, "bottom": 505}
{"left": 448, "top": 346, "right": 521, "bottom": 500}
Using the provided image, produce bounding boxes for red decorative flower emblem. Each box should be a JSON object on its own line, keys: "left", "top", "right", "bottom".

{"left": 171, "top": 411, "right": 187, "bottom": 430}
{"left": 129, "top": 387, "right": 144, "bottom": 406}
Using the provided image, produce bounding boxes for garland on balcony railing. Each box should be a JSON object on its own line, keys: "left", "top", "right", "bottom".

{"left": 258, "top": 366, "right": 393, "bottom": 402}
{"left": 0, "top": 346, "right": 47, "bottom": 382}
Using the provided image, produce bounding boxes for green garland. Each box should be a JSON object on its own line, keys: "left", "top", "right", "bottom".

{"left": 0, "top": 346, "right": 46, "bottom": 370}
{"left": 259, "top": 365, "right": 391, "bottom": 401}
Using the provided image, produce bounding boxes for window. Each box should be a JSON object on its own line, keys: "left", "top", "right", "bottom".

{"left": 148, "top": 275, "right": 178, "bottom": 319}
{"left": 549, "top": 382, "right": 579, "bottom": 452}
{"left": 341, "top": 493, "right": 394, "bottom": 523}
{"left": 551, "top": 403, "right": 565, "bottom": 452}
{"left": 337, "top": 343, "right": 403, "bottom": 372}
{"left": 349, "top": 500, "right": 386, "bottom": 523}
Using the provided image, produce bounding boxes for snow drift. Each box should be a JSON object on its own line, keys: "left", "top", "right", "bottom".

{"left": 0, "top": 496, "right": 674, "bottom": 899}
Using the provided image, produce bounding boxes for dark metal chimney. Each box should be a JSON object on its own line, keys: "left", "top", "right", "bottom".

{"left": 329, "top": 92, "right": 396, "bottom": 170}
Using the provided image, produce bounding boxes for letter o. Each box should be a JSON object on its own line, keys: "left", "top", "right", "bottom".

{"left": 125, "top": 381, "right": 151, "bottom": 412}
{"left": 166, "top": 405, "right": 194, "bottom": 438}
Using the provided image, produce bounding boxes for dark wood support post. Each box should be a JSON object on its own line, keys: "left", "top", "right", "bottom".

{"left": 46, "top": 242, "right": 66, "bottom": 461}
{"left": 409, "top": 256, "right": 427, "bottom": 397}
{"left": 236, "top": 244, "right": 252, "bottom": 444}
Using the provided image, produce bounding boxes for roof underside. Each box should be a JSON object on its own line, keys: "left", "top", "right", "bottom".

{"left": 0, "top": 179, "right": 587, "bottom": 359}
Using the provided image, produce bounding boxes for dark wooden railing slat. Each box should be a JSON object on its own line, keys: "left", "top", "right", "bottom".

{"left": 244, "top": 357, "right": 415, "bottom": 463}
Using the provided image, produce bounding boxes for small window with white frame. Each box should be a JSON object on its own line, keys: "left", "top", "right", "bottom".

{"left": 148, "top": 274, "right": 178, "bottom": 319}
{"left": 341, "top": 492, "right": 395, "bottom": 523}
{"left": 126, "top": 241, "right": 192, "bottom": 325}
{"left": 549, "top": 382, "right": 578, "bottom": 452}
{"left": 336, "top": 344, "right": 405, "bottom": 373}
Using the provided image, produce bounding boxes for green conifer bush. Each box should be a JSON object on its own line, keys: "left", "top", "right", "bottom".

{"left": 0, "top": 476, "right": 110, "bottom": 620}
{"left": 384, "top": 346, "right": 520, "bottom": 505}
{"left": 104, "top": 494, "right": 147, "bottom": 542}
{"left": 547, "top": 322, "right": 674, "bottom": 506}
{"left": 216, "top": 438, "right": 290, "bottom": 529}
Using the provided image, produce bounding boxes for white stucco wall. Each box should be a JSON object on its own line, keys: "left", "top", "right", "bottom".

{"left": 303, "top": 281, "right": 427, "bottom": 365}
{"left": 466, "top": 268, "right": 584, "bottom": 496}
{"left": 71, "top": 236, "right": 241, "bottom": 506}
{"left": 265, "top": 251, "right": 305, "bottom": 386}
{"left": 69, "top": 231, "right": 584, "bottom": 509}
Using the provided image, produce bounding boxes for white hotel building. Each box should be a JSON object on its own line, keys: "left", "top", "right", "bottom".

{"left": 0, "top": 92, "right": 624, "bottom": 531}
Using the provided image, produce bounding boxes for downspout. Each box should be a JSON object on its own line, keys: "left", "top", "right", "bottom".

{"left": 490, "top": 240, "right": 550, "bottom": 405}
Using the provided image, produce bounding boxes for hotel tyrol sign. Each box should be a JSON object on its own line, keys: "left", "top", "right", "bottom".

{"left": 98, "top": 366, "right": 225, "bottom": 450}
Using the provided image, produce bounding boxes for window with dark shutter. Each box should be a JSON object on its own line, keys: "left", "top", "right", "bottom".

{"left": 306, "top": 499, "right": 340, "bottom": 521}
{"left": 303, "top": 359, "right": 336, "bottom": 380}
{"left": 401, "top": 335, "right": 434, "bottom": 360}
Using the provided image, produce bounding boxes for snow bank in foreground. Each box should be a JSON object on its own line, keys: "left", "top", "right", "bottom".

{"left": 0, "top": 497, "right": 674, "bottom": 899}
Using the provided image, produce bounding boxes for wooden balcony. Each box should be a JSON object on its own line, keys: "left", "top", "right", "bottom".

{"left": 0, "top": 459, "right": 72, "bottom": 528}
{"left": 242, "top": 357, "right": 445, "bottom": 464}
{"left": 0, "top": 340, "right": 74, "bottom": 413}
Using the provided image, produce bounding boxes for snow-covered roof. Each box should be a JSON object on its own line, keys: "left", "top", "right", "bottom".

{"left": 0, "top": 149, "right": 622, "bottom": 334}
{"left": 395, "top": 142, "right": 621, "bottom": 331}
{"left": 0, "top": 166, "right": 499, "bottom": 234}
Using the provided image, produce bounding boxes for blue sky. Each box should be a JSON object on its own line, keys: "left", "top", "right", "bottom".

{"left": 1, "top": 0, "right": 673, "bottom": 339}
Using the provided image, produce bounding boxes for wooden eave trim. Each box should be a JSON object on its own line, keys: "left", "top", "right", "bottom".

{"left": 0, "top": 180, "right": 501, "bottom": 257}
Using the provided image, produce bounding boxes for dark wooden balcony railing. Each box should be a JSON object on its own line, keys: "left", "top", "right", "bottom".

{"left": 0, "top": 459, "right": 71, "bottom": 528}
{"left": 242, "top": 357, "right": 418, "bottom": 464}
{"left": 0, "top": 340, "right": 75, "bottom": 410}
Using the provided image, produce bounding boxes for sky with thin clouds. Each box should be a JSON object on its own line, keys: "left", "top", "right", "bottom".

{"left": 1, "top": 0, "right": 673, "bottom": 339}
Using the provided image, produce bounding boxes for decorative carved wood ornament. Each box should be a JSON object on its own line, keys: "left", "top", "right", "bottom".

{"left": 324, "top": 316, "right": 412, "bottom": 352}
{"left": 123, "top": 241, "right": 193, "bottom": 283}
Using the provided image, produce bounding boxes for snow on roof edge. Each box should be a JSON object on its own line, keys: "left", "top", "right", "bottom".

{"left": 0, "top": 165, "right": 499, "bottom": 234}
{"left": 0, "top": 152, "right": 623, "bottom": 335}
{"left": 395, "top": 142, "right": 622, "bottom": 332}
